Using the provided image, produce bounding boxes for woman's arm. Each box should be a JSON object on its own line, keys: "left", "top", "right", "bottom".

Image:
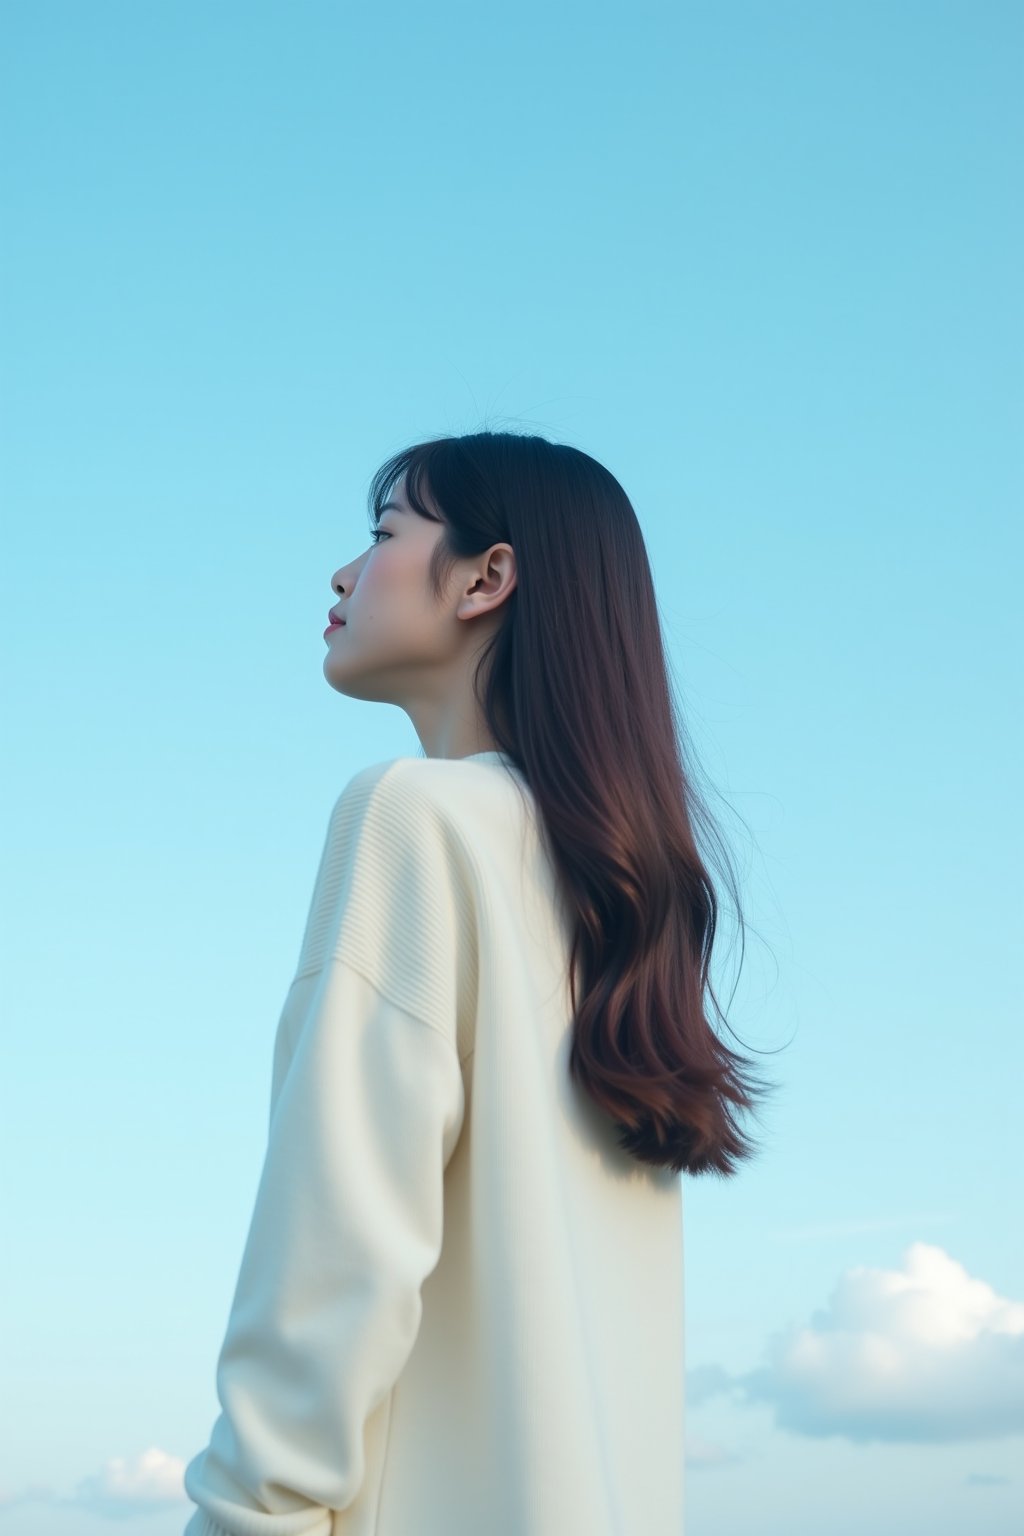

{"left": 183, "top": 957, "right": 465, "bottom": 1536}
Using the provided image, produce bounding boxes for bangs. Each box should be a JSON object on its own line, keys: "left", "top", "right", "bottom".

{"left": 367, "top": 441, "right": 447, "bottom": 532}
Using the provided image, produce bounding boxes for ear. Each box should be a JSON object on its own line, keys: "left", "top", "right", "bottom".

{"left": 458, "top": 544, "right": 516, "bottom": 620}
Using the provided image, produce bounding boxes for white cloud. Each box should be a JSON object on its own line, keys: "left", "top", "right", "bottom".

{"left": 72, "top": 1447, "right": 188, "bottom": 1513}
{"left": 696, "top": 1242, "right": 1024, "bottom": 1444}
{"left": 0, "top": 1449, "right": 189, "bottom": 1521}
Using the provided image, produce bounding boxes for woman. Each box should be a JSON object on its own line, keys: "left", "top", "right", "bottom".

{"left": 182, "top": 430, "right": 775, "bottom": 1536}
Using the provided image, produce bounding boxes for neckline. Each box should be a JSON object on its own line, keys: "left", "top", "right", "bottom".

{"left": 457, "top": 751, "right": 529, "bottom": 792}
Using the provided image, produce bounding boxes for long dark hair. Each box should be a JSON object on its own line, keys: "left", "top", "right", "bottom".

{"left": 367, "top": 429, "right": 780, "bottom": 1176}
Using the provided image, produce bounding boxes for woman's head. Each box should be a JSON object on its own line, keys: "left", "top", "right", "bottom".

{"left": 327, "top": 429, "right": 778, "bottom": 1175}
{"left": 326, "top": 431, "right": 661, "bottom": 758}
{"left": 324, "top": 458, "right": 517, "bottom": 761}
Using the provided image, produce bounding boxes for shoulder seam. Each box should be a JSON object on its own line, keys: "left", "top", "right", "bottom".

{"left": 293, "top": 952, "right": 465, "bottom": 1059}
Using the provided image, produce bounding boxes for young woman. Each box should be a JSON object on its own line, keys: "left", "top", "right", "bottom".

{"left": 183, "top": 430, "right": 775, "bottom": 1536}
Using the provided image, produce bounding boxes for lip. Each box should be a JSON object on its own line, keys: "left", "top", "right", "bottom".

{"left": 324, "top": 620, "right": 345, "bottom": 638}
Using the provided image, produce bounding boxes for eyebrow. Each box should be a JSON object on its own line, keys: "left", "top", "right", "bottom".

{"left": 379, "top": 501, "right": 407, "bottom": 515}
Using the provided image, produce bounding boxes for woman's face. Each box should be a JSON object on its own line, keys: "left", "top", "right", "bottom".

{"left": 323, "top": 476, "right": 449, "bottom": 703}
{"left": 320, "top": 470, "right": 515, "bottom": 752}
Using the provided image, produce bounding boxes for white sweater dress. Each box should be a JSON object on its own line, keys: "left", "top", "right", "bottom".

{"left": 183, "top": 749, "right": 686, "bottom": 1536}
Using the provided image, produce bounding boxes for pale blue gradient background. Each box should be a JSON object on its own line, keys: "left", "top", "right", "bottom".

{"left": 2, "top": 2, "right": 1021, "bottom": 1533}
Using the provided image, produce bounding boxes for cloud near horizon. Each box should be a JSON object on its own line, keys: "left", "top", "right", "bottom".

{"left": 0, "top": 1448, "right": 189, "bottom": 1521}
{"left": 690, "top": 1241, "right": 1024, "bottom": 1444}
{"left": 6, "top": 1244, "right": 1022, "bottom": 1519}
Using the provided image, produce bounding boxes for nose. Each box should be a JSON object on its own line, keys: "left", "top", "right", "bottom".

{"left": 332, "top": 542, "right": 370, "bottom": 597}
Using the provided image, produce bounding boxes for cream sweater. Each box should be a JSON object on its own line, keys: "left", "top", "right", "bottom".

{"left": 183, "top": 750, "right": 686, "bottom": 1536}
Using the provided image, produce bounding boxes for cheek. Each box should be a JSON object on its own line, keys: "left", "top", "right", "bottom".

{"left": 356, "top": 551, "right": 429, "bottom": 622}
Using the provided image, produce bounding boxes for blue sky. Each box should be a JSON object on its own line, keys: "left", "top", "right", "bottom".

{"left": 2, "top": 2, "right": 1021, "bottom": 1532}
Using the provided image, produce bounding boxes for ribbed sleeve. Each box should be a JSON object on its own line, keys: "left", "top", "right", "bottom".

{"left": 183, "top": 962, "right": 466, "bottom": 1535}
{"left": 290, "top": 760, "right": 479, "bottom": 1059}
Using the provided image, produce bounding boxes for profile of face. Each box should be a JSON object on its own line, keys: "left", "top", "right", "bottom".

{"left": 323, "top": 473, "right": 516, "bottom": 756}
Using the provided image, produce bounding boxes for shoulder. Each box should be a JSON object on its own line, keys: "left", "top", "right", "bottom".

{"left": 322, "top": 756, "right": 485, "bottom": 902}
{"left": 327, "top": 756, "right": 449, "bottom": 846}
{"left": 329, "top": 753, "right": 522, "bottom": 847}
{"left": 322, "top": 757, "right": 491, "bottom": 1039}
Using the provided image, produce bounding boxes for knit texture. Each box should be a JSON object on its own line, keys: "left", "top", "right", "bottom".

{"left": 183, "top": 751, "right": 685, "bottom": 1536}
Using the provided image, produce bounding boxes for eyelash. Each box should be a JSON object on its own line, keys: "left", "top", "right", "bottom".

{"left": 370, "top": 527, "right": 391, "bottom": 544}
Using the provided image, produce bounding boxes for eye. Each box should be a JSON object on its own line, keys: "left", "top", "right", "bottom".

{"left": 369, "top": 526, "right": 391, "bottom": 544}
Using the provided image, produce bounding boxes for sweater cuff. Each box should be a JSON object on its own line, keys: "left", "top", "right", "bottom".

{"left": 185, "top": 1515, "right": 224, "bottom": 1536}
